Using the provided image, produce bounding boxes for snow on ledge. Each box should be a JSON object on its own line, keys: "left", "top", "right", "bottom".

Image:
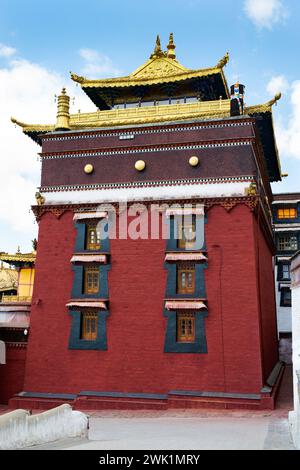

{"left": 0, "top": 404, "right": 88, "bottom": 449}
{"left": 41, "top": 181, "right": 251, "bottom": 205}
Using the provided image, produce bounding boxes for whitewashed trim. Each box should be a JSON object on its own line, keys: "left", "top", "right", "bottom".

{"left": 70, "top": 254, "right": 107, "bottom": 263}
{"left": 165, "top": 253, "right": 208, "bottom": 262}
{"left": 273, "top": 224, "right": 300, "bottom": 230}
{"left": 165, "top": 206, "right": 205, "bottom": 217}
{"left": 66, "top": 301, "right": 107, "bottom": 309}
{"left": 273, "top": 200, "right": 300, "bottom": 205}
{"left": 73, "top": 211, "right": 107, "bottom": 221}
{"left": 165, "top": 301, "right": 207, "bottom": 310}
{"left": 40, "top": 180, "right": 252, "bottom": 205}
{"left": 273, "top": 227, "right": 300, "bottom": 232}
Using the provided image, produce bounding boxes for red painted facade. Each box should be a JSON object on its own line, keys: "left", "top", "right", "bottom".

{"left": 13, "top": 203, "right": 278, "bottom": 409}
{"left": 4, "top": 44, "right": 283, "bottom": 411}
{"left": 0, "top": 345, "right": 27, "bottom": 404}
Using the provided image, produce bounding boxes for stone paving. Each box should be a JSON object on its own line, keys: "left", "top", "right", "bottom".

{"left": 19, "top": 366, "right": 295, "bottom": 450}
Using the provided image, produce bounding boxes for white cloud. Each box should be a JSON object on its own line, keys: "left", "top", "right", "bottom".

{"left": 244, "top": 0, "right": 288, "bottom": 29}
{"left": 266, "top": 75, "right": 288, "bottom": 96}
{"left": 0, "top": 43, "right": 16, "bottom": 57}
{"left": 0, "top": 56, "right": 94, "bottom": 246}
{"left": 79, "top": 48, "right": 121, "bottom": 78}
{"left": 267, "top": 76, "right": 300, "bottom": 160}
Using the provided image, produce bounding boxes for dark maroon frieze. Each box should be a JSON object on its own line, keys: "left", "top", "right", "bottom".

{"left": 40, "top": 145, "right": 256, "bottom": 188}
{"left": 41, "top": 119, "right": 256, "bottom": 154}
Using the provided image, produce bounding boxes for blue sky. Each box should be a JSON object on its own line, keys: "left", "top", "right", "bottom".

{"left": 0, "top": 0, "right": 299, "bottom": 253}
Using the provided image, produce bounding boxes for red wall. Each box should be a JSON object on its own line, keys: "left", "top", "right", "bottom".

{"left": 22, "top": 204, "right": 277, "bottom": 396}
{"left": 253, "top": 213, "right": 279, "bottom": 381}
{"left": 0, "top": 345, "right": 27, "bottom": 404}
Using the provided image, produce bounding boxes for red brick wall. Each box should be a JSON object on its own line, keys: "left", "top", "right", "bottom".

{"left": 253, "top": 213, "right": 279, "bottom": 382}
{"left": 21, "top": 204, "right": 276, "bottom": 397}
{"left": 0, "top": 345, "right": 27, "bottom": 404}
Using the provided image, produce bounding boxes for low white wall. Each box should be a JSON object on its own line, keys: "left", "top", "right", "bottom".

{"left": 289, "top": 259, "right": 300, "bottom": 449}
{"left": 0, "top": 404, "right": 88, "bottom": 449}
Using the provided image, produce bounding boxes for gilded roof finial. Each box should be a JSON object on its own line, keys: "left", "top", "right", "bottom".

{"left": 55, "top": 87, "right": 70, "bottom": 131}
{"left": 216, "top": 52, "right": 229, "bottom": 68}
{"left": 150, "top": 35, "right": 165, "bottom": 59}
{"left": 167, "top": 33, "right": 176, "bottom": 60}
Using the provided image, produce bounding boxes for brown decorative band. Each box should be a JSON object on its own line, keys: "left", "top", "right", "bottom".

{"left": 41, "top": 119, "right": 254, "bottom": 143}
{"left": 40, "top": 139, "right": 253, "bottom": 160}
{"left": 40, "top": 175, "right": 254, "bottom": 193}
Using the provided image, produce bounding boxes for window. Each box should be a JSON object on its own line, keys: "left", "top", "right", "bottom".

{"left": 178, "top": 216, "right": 196, "bottom": 250}
{"left": 177, "top": 312, "right": 195, "bottom": 343}
{"left": 281, "top": 264, "right": 291, "bottom": 280}
{"left": 81, "top": 311, "right": 98, "bottom": 340}
{"left": 277, "top": 208, "right": 297, "bottom": 220}
{"left": 177, "top": 266, "right": 195, "bottom": 294}
{"left": 84, "top": 267, "right": 99, "bottom": 294}
{"left": 280, "top": 288, "right": 291, "bottom": 307}
{"left": 86, "top": 224, "right": 101, "bottom": 250}
{"left": 277, "top": 236, "right": 298, "bottom": 251}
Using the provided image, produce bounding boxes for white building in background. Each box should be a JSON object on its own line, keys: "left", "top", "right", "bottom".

{"left": 272, "top": 194, "right": 300, "bottom": 353}
{"left": 289, "top": 251, "right": 300, "bottom": 449}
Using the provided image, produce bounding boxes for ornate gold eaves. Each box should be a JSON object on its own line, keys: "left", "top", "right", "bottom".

{"left": 11, "top": 116, "right": 53, "bottom": 133}
{"left": 13, "top": 95, "right": 281, "bottom": 138}
{"left": 70, "top": 64, "right": 226, "bottom": 89}
{"left": 247, "top": 93, "right": 282, "bottom": 114}
{"left": 0, "top": 252, "right": 36, "bottom": 264}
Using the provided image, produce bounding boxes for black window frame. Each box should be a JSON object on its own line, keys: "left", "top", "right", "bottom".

{"left": 280, "top": 287, "right": 292, "bottom": 307}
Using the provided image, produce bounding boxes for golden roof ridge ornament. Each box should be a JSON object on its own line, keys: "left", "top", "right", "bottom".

{"left": 70, "top": 72, "right": 85, "bottom": 84}
{"left": 55, "top": 87, "right": 70, "bottom": 130}
{"left": 167, "top": 33, "right": 176, "bottom": 60}
{"left": 268, "top": 92, "right": 282, "bottom": 106}
{"left": 247, "top": 92, "right": 282, "bottom": 114}
{"left": 216, "top": 52, "right": 229, "bottom": 68}
{"left": 150, "top": 35, "right": 166, "bottom": 59}
{"left": 11, "top": 116, "right": 27, "bottom": 127}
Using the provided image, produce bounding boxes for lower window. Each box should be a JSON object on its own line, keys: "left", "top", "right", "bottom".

{"left": 81, "top": 311, "right": 98, "bottom": 340}
{"left": 280, "top": 287, "right": 291, "bottom": 307}
{"left": 177, "top": 312, "right": 195, "bottom": 343}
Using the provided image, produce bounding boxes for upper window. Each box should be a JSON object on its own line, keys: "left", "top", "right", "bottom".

{"left": 277, "top": 236, "right": 298, "bottom": 251}
{"left": 81, "top": 311, "right": 98, "bottom": 340}
{"left": 84, "top": 267, "right": 99, "bottom": 294}
{"left": 86, "top": 224, "right": 101, "bottom": 251}
{"left": 177, "top": 266, "right": 195, "bottom": 294}
{"left": 282, "top": 264, "right": 291, "bottom": 280}
{"left": 177, "top": 312, "right": 195, "bottom": 343}
{"left": 178, "top": 217, "right": 196, "bottom": 250}
{"left": 277, "top": 208, "right": 297, "bottom": 220}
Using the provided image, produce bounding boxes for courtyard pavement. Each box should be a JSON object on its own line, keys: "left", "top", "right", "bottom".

{"left": 23, "top": 366, "right": 295, "bottom": 450}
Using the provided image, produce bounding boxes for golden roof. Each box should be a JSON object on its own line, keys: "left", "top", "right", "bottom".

{"left": 0, "top": 268, "right": 18, "bottom": 292}
{"left": 71, "top": 56, "right": 229, "bottom": 89}
{"left": 0, "top": 251, "right": 36, "bottom": 265}
{"left": 70, "top": 34, "right": 229, "bottom": 90}
{"left": 11, "top": 94, "right": 281, "bottom": 136}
